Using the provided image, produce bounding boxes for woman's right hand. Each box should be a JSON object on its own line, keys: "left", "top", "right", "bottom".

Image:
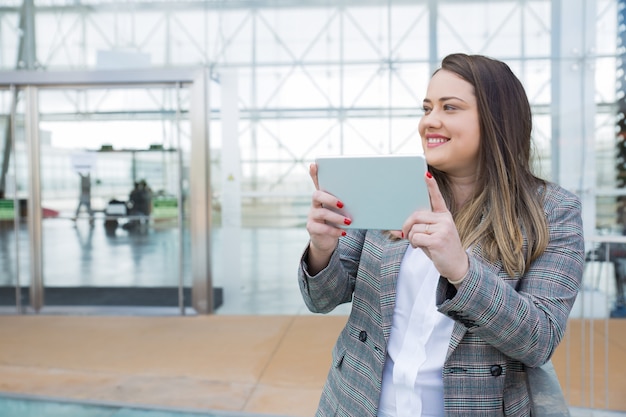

{"left": 306, "top": 163, "right": 351, "bottom": 274}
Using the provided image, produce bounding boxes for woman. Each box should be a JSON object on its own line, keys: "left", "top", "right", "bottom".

{"left": 297, "top": 53, "right": 585, "bottom": 417}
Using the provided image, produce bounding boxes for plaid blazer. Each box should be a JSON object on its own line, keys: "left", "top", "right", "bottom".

{"left": 298, "top": 183, "right": 585, "bottom": 417}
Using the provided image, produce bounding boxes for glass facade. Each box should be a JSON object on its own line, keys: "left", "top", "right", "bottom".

{"left": 0, "top": 1, "right": 614, "bottom": 231}
{"left": 0, "top": 0, "right": 619, "bottom": 230}
{"left": 0, "top": 1, "right": 621, "bottom": 308}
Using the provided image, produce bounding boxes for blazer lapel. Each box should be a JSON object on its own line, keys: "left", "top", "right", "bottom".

{"left": 446, "top": 323, "right": 469, "bottom": 359}
{"left": 380, "top": 239, "right": 410, "bottom": 342}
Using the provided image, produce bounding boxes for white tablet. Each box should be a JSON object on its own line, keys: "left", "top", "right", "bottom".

{"left": 315, "top": 154, "right": 431, "bottom": 230}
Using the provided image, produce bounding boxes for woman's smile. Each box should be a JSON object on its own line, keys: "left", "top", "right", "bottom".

{"left": 425, "top": 133, "right": 449, "bottom": 147}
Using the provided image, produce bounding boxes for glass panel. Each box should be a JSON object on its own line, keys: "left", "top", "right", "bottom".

{"left": 585, "top": 240, "right": 626, "bottom": 318}
{"left": 0, "top": 88, "right": 30, "bottom": 311}
{"left": 37, "top": 85, "right": 191, "bottom": 310}
{"left": 0, "top": 10, "right": 20, "bottom": 71}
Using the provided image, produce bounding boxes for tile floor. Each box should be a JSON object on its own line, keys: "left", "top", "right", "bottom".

{"left": 0, "top": 315, "right": 625, "bottom": 417}
{"left": 0, "top": 315, "right": 349, "bottom": 416}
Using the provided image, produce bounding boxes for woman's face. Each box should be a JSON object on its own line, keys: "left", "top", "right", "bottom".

{"left": 419, "top": 69, "right": 481, "bottom": 178}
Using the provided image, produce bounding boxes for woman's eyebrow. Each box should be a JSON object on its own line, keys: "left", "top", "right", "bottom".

{"left": 422, "top": 96, "right": 467, "bottom": 104}
{"left": 439, "top": 96, "right": 466, "bottom": 103}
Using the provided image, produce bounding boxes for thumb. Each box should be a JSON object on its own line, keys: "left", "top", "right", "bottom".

{"left": 425, "top": 172, "right": 447, "bottom": 213}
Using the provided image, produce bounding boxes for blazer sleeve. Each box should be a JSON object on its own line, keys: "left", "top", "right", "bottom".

{"left": 298, "top": 229, "right": 367, "bottom": 314}
{"left": 436, "top": 184, "right": 585, "bottom": 367}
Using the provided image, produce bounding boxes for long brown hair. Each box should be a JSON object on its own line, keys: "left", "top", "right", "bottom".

{"left": 432, "top": 53, "right": 548, "bottom": 277}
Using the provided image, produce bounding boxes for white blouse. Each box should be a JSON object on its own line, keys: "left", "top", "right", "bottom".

{"left": 378, "top": 245, "right": 455, "bottom": 417}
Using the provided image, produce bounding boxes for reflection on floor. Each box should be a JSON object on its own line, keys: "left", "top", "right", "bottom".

{"left": 0, "top": 218, "right": 350, "bottom": 315}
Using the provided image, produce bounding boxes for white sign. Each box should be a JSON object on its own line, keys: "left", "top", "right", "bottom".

{"left": 70, "top": 152, "right": 96, "bottom": 174}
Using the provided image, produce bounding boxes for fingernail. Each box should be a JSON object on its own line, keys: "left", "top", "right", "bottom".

{"left": 341, "top": 231, "right": 347, "bottom": 236}
{"left": 337, "top": 200, "right": 344, "bottom": 208}
{"left": 401, "top": 231, "right": 404, "bottom": 238}
{"left": 344, "top": 218, "right": 352, "bottom": 225}
{"left": 426, "top": 171, "right": 433, "bottom": 179}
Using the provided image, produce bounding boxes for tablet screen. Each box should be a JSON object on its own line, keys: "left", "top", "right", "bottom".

{"left": 315, "top": 154, "right": 430, "bottom": 230}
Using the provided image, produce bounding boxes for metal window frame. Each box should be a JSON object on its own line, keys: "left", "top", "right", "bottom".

{"left": 0, "top": 67, "right": 215, "bottom": 314}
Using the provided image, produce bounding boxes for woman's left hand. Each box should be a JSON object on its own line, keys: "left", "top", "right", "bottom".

{"left": 401, "top": 173, "right": 469, "bottom": 282}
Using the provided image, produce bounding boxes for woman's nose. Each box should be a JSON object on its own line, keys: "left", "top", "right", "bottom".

{"left": 421, "top": 111, "right": 441, "bottom": 128}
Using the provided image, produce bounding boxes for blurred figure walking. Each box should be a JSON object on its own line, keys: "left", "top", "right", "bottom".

{"left": 74, "top": 172, "right": 94, "bottom": 225}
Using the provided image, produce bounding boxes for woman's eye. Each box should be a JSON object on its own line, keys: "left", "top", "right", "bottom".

{"left": 422, "top": 106, "right": 432, "bottom": 114}
{"left": 443, "top": 104, "right": 456, "bottom": 111}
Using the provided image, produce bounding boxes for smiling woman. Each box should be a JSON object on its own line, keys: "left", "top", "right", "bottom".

{"left": 298, "top": 53, "right": 584, "bottom": 417}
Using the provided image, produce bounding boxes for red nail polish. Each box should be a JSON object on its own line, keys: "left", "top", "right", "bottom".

{"left": 401, "top": 231, "right": 404, "bottom": 238}
{"left": 341, "top": 231, "right": 347, "bottom": 236}
{"left": 426, "top": 171, "right": 433, "bottom": 179}
{"left": 337, "top": 200, "right": 344, "bottom": 208}
{"left": 344, "top": 218, "right": 352, "bottom": 225}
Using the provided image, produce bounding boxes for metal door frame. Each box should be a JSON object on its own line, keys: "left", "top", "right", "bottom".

{"left": 0, "top": 68, "right": 215, "bottom": 314}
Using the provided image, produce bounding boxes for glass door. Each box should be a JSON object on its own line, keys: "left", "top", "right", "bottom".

{"left": 0, "top": 69, "right": 214, "bottom": 314}
{"left": 35, "top": 84, "right": 192, "bottom": 312}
